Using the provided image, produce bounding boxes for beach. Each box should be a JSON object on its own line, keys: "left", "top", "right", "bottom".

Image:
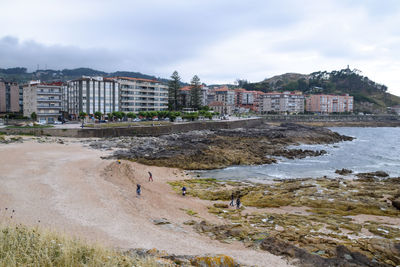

{"left": 0, "top": 137, "right": 292, "bottom": 267}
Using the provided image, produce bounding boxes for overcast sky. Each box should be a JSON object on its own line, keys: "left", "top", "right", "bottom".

{"left": 1, "top": 0, "right": 399, "bottom": 95}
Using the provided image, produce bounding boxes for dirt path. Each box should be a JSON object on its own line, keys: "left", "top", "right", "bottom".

{"left": 0, "top": 138, "right": 292, "bottom": 267}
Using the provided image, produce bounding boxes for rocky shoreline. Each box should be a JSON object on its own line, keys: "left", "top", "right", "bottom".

{"left": 88, "top": 122, "right": 352, "bottom": 170}
{"left": 168, "top": 173, "right": 400, "bottom": 266}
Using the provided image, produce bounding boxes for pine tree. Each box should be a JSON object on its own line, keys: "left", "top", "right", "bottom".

{"left": 190, "top": 75, "right": 202, "bottom": 109}
{"left": 168, "top": 71, "right": 181, "bottom": 111}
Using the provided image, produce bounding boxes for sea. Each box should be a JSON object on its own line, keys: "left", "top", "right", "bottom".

{"left": 195, "top": 127, "right": 400, "bottom": 182}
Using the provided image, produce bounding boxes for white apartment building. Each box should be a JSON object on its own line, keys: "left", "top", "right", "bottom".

{"left": 117, "top": 77, "right": 168, "bottom": 112}
{"left": 261, "top": 91, "right": 304, "bottom": 114}
{"left": 23, "top": 81, "right": 63, "bottom": 123}
{"left": 65, "top": 76, "right": 119, "bottom": 118}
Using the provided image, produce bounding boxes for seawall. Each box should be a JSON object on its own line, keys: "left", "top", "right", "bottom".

{"left": 1, "top": 118, "right": 264, "bottom": 138}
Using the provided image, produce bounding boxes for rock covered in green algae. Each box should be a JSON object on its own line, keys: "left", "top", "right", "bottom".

{"left": 169, "top": 176, "right": 400, "bottom": 266}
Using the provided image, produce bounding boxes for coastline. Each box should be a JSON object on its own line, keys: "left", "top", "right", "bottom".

{"left": 1, "top": 126, "right": 399, "bottom": 266}
{"left": 0, "top": 137, "right": 292, "bottom": 267}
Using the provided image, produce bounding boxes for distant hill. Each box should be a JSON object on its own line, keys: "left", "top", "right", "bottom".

{"left": 0, "top": 67, "right": 170, "bottom": 84}
{"left": 239, "top": 67, "right": 400, "bottom": 113}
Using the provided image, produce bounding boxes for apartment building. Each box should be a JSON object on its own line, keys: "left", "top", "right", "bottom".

{"left": 65, "top": 76, "right": 119, "bottom": 118}
{"left": 0, "top": 79, "right": 20, "bottom": 113}
{"left": 23, "top": 81, "right": 63, "bottom": 123}
{"left": 117, "top": 77, "right": 168, "bottom": 112}
{"left": 306, "top": 94, "right": 353, "bottom": 113}
{"left": 178, "top": 85, "right": 208, "bottom": 108}
{"left": 209, "top": 87, "right": 235, "bottom": 115}
{"left": 261, "top": 91, "right": 304, "bottom": 114}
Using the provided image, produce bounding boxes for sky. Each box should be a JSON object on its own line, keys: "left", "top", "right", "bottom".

{"left": 0, "top": 0, "right": 400, "bottom": 95}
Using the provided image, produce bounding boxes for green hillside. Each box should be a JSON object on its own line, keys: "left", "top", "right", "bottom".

{"left": 0, "top": 67, "right": 169, "bottom": 84}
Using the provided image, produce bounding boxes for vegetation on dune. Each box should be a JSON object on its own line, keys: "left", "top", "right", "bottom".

{"left": 0, "top": 224, "right": 157, "bottom": 267}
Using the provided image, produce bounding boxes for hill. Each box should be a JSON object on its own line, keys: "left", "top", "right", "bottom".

{"left": 240, "top": 67, "right": 400, "bottom": 113}
{"left": 0, "top": 67, "right": 170, "bottom": 84}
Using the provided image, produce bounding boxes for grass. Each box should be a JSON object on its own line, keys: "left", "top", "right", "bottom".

{"left": 0, "top": 224, "right": 159, "bottom": 267}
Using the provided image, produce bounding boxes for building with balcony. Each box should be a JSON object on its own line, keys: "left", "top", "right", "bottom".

{"left": 209, "top": 87, "right": 235, "bottom": 115}
{"left": 117, "top": 77, "right": 168, "bottom": 112}
{"left": 0, "top": 79, "right": 20, "bottom": 113}
{"left": 65, "top": 76, "right": 119, "bottom": 118}
{"left": 305, "top": 94, "right": 353, "bottom": 113}
{"left": 23, "top": 81, "right": 63, "bottom": 123}
{"left": 261, "top": 91, "right": 304, "bottom": 114}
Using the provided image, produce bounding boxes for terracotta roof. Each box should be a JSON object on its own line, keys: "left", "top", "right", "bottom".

{"left": 180, "top": 86, "right": 192, "bottom": 91}
{"left": 113, "top": 76, "right": 160, "bottom": 83}
{"left": 209, "top": 101, "right": 224, "bottom": 106}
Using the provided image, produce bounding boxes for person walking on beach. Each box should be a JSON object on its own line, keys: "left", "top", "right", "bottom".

{"left": 229, "top": 192, "right": 235, "bottom": 207}
{"left": 148, "top": 171, "right": 153, "bottom": 182}
{"left": 182, "top": 186, "right": 186, "bottom": 196}
{"left": 236, "top": 196, "right": 241, "bottom": 209}
{"left": 136, "top": 184, "right": 141, "bottom": 197}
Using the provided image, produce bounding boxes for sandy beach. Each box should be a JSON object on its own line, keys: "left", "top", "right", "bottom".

{"left": 0, "top": 137, "right": 292, "bottom": 267}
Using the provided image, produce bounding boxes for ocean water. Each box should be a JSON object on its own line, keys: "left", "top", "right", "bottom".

{"left": 195, "top": 127, "right": 400, "bottom": 181}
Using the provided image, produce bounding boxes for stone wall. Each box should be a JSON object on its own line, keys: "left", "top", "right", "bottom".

{"left": 1, "top": 118, "right": 264, "bottom": 138}
{"left": 263, "top": 114, "right": 400, "bottom": 122}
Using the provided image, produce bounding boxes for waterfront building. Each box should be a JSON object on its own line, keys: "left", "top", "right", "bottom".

{"left": 117, "top": 77, "right": 168, "bottom": 112}
{"left": 260, "top": 91, "right": 304, "bottom": 114}
{"left": 178, "top": 85, "right": 208, "bottom": 109}
{"left": 391, "top": 105, "right": 400, "bottom": 115}
{"left": 0, "top": 79, "right": 20, "bottom": 113}
{"left": 23, "top": 81, "right": 63, "bottom": 123}
{"left": 65, "top": 76, "right": 119, "bottom": 118}
{"left": 305, "top": 94, "right": 353, "bottom": 113}
{"left": 209, "top": 87, "right": 235, "bottom": 115}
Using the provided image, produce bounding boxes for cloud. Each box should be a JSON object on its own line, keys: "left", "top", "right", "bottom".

{"left": 0, "top": 0, "right": 399, "bottom": 95}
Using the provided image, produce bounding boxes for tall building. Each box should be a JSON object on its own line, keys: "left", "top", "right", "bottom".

{"left": 209, "top": 87, "right": 235, "bottom": 115}
{"left": 261, "top": 91, "right": 304, "bottom": 114}
{"left": 65, "top": 76, "right": 119, "bottom": 118}
{"left": 117, "top": 77, "right": 168, "bottom": 112}
{"left": 0, "top": 79, "right": 20, "bottom": 113}
{"left": 305, "top": 94, "right": 353, "bottom": 113}
{"left": 23, "top": 81, "right": 63, "bottom": 123}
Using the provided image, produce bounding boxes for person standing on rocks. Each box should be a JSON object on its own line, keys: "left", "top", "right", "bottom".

{"left": 148, "top": 171, "right": 153, "bottom": 182}
{"left": 236, "top": 196, "right": 241, "bottom": 209}
{"left": 136, "top": 184, "right": 141, "bottom": 197}
{"left": 229, "top": 192, "right": 235, "bottom": 207}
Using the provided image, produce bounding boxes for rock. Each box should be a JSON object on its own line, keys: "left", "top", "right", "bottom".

{"left": 392, "top": 199, "right": 400, "bottom": 210}
{"left": 357, "top": 171, "right": 389, "bottom": 179}
{"left": 335, "top": 168, "right": 353, "bottom": 175}
{"left": 213, "top": 203, "right": 229, "bottom": 209}
{"left": 190, "top": 254, "right": 239, "bottom": 267}
{"left": 153, "top": 218, "right": 171, "bottom": 225}
{"left": 260, "top": 237, "right": 390, "bottom": 267}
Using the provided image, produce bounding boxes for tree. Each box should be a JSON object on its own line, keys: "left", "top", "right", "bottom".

{"left": 94, "top": 111, "right": 102, "bottom": 119}
{"left": 127, "top": 112, "right": 136, "bottom": 119}
{"left": 190, "top": 75, "right": 202, "bottom": 110}
{"left": 79, "top": 112, "right": 87, "bottom": 119}
{"left": 168, "top": 71, "right": 181, "bottom": 111}
{"left": 30, "top": 112, "right": 37, "bottom": 121}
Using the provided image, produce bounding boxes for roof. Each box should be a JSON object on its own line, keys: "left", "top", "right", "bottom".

{"left": 113, "top": 76, "right": 160, "bottom": 83}
{"left": 209, "top": 101, "right": 224, "bottom": 106}
{"left": 180, "top": 86, "right": 192, "bottom": 91}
